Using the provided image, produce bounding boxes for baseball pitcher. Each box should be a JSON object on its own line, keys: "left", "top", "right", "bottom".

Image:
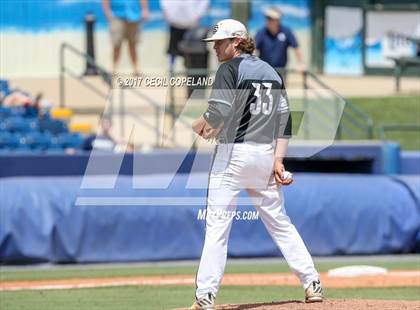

{"left": 190, "top": 19, "right": 323, "bottom": 310}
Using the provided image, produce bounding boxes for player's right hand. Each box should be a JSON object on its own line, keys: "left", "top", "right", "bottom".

{"left": 192, "top": 117, "right": 207, "bottom": 136}
{"left": 202, "top": 122, "right": 224, "bottom": 140}
{"left": 274, "top": 159, "right": 293, "bottom": 186}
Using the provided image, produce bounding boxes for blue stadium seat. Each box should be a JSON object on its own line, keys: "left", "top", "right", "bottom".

{"left": 13, "top": 147, "right": 32, "bottom": 153}
{"left": 48, "top": 136, "right": 63, "bottom": 151}
{"left": 0, "top": 79, "right": 11, "bottom": 97}
{"left": 44, "top": 148, "right": 66, "bottom": 154}
{"left": 3, "top": 116, "right": 38, "bottom": 133}
{"left": 23, "top": 132, "right": 52, "bottom": 150}
{"left": 0, "top": 107, "right": 25, "bottom": 121}
{"left": 10, "top": 106, "right": 26, "bottom": 116}
{"left": 0, "top": 148, "right": 13, "bottom": 154}
{"left": 23, "top": 106, "right": 39, "bottom": 118}
{"left": 0, "top": 106, "right": 13, "bottom": 119}
{"left": 0, "top": 132, "right": 20, "bottom": 149}
{"left": 57, "top": 133, "right": 84, "bottom": 149}
{"left": 15, "top": 134, "right": 31, "bottom": 151}
{"left": 26, "top": 118, "right": 40, "bottom": 131}
{"left": 0, "top": 105, "right": 84, "bottom": 152}
{"left": 5, "top": 106, "right": 38, "bottom": 118}
{"left": 0, "top": 123, "right": 5, "bottom": 131}
{"left": 39, "top": 118, "right": 68, "bottom": 135}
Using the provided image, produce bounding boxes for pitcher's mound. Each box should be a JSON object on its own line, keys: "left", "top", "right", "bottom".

{"left": 173, "top": 299, "right": 419, "bottom": 310}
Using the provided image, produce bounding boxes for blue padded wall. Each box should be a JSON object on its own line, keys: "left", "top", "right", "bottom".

{"left": 1, "top": 173, "right": 419, "bottom": 263}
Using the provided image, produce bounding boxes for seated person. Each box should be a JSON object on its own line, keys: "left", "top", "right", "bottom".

{"left": 1, "top": 90, "right": 45, "bottom": 117}
{"left": 83, "top": 116, "right": 134, "bottom": 152}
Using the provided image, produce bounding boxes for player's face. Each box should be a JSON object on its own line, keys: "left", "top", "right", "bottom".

{"left": 213, "top": 38, "right": 236, "bottom": 62}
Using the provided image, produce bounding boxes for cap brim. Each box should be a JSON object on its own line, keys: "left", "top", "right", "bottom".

{"left": 202, "top": 35, "right": 235, "bottom": 42}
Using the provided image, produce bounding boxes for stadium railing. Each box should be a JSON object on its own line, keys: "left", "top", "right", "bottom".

{"left": 379, "top": 123, "right": 420, "bottom": 142}
{"left": 59, "top": 42, "right": 194, "bottom": 148}
{"left": 59, "top": 42, "right": 374, "bottom": 148}
{"left": 302, "top": 71, "right": 373, "bottom": 140}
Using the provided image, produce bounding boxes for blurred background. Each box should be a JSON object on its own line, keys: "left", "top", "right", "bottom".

{"left": 0, "top": 0, "right": 419, "bottom": 268}
{"left": 0, "top": 0, "right": 419, "bottom": 151}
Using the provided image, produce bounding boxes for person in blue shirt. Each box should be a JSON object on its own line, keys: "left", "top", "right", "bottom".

{"left": 103, "top": 0, "right": 149, "bottom": 75}
{"left": 255, "top": 8, "right": 305, "bottom": 82}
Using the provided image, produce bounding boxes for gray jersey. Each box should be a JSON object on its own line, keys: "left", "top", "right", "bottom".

{"left": 203, "top": 54, "right": 291, "bottom": 144}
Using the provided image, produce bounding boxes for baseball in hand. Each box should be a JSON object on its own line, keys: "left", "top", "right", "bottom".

{"left": 282, "top": 170, "right": 293, "bottom": 180}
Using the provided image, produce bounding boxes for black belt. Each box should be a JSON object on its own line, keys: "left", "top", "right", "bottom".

{"left": 217, "top": 137, "right": 244, "bottom": 144}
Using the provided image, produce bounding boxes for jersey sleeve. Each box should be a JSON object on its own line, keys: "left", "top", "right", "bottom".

{"left": 203, "top": 62, "right": 237, "bottom": 128}
{"left": 287, "top": 29, "right": 299, "bottom": 48}
{"left": 276, "top": 81, "right": 292, "bottom": 139}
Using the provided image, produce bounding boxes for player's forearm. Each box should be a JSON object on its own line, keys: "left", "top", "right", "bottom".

{"left": 275, "top": 138, "right": 289, "bottom": 161}
{"left": 203, "top": 102, "right": 230, "bottom": 129}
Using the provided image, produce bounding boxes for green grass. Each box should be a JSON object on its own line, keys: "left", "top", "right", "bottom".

{"left": 348, "top": 96, "right": 419, "bottom": 127}
{"left": 1, "top": 259, "right": 419, "bottom": 282}
{"left": 0, "top": 285, "right": 418, "bottom": 310}
{"left": 347, "top": 95, "right": 420, "bottom": 150}
{"left": 1, "top": 259, "right": 418, "bottom": 309}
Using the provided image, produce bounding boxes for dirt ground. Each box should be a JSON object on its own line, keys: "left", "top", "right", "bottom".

{"left": 1, "top": 270, "right": 418, "bottom": 291}
{"left": 174, "top": 299, "right": 420, "bottom": 310}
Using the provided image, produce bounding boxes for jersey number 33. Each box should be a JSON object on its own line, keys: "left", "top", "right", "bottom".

{"left": 250, "top": 82, "right": 274, "bottom": 115}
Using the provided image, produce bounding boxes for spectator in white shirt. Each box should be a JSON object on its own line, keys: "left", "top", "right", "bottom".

{"left": 160, "top": 0, "right": 209, "bottom": 72}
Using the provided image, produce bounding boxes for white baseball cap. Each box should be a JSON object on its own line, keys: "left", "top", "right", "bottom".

{"left": 203, "top": 19, "right": 248, "bottom": 42}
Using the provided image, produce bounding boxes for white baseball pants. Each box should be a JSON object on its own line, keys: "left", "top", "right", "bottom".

{"left": 195, "top": 142, "right": 319, "bottom": 298}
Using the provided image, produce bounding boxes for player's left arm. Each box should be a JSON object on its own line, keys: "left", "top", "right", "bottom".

{"left": 274, "top": 86, "right": 293, "bottom": 185}
{"left": 274, "top": 138, "right": 292, "bottom": 185}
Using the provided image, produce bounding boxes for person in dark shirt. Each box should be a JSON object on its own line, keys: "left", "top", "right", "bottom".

{"left": 255, "top": 7, "right": 305, "bottom": 81}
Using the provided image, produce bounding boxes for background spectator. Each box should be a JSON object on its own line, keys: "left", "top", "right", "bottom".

{"left": 2, "top": 90, "right": 45, "bottom": 117}
{"left": 160, "top": 0, "right": 209, "bottom": 73}
{"left": 83, "top": 116, "right": 117, "bottom": 152}
{"left": 102, "top": 0, "right": 149, "bottom": 75}
{"left": 83, "top": 116, "right": 134, "bottom": 153}
{"left": 255, "top": 7, "right": 305, "bottom": 81}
